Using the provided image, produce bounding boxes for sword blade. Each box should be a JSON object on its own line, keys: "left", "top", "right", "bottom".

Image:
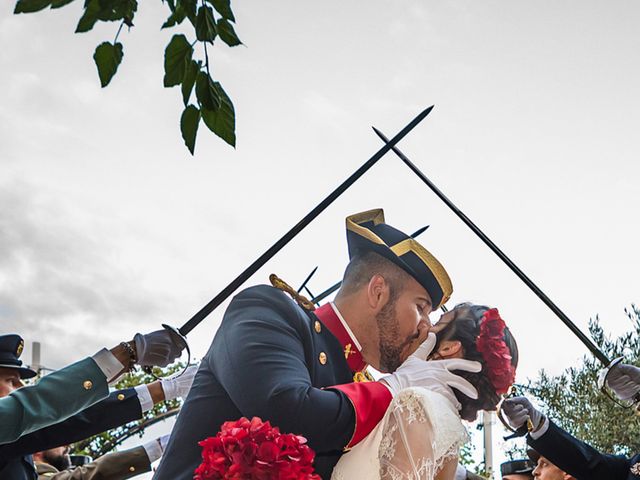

{"left": 177, "top": 106, "right": 436, "bottom": 336}
{"left": 372, "top": 126, "right": 610, "bottom": 366}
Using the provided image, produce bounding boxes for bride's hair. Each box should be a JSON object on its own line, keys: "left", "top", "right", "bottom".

{"left": 434, "top": 302, "right": 518, "bottom": 421}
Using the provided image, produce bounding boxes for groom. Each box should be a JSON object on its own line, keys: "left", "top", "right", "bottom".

{"left": 155, "top": 209, "right": 478, "bottom": 479}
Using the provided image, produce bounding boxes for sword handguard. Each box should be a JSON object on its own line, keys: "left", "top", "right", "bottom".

{"left": 142, "top": 324, "right": 191, "bottom": 380}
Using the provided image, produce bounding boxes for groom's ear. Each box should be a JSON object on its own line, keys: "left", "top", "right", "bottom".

{"left": 366, "top": 274, "right": 389, "bottom": 310}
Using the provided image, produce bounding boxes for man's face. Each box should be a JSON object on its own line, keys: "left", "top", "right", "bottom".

{"left": 0, "top": 367, "right": 23, "bottom": 398}
{"left": 376, "top": 275, "right": 432, "bottom": 372}
{"left": 532, "top": 456, "right": 571, "bottom": 480}
{"left": 41, "top": 445, "right": 71, "bottom": 471}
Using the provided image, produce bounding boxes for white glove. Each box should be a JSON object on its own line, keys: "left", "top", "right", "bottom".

{"left": 501, "top": 396, "right": 545, "bottom": 433}
{"left": 605, "top": 363, "right": 640, "bottom": 401}
{"left": 134, "top": 328, "right": 185, "bottom": 367}
{"left": 161, "top": 364, "right": 199, "bottom": 401}
{"left": 382, "top": 333, "right": 481, "bottom": 409}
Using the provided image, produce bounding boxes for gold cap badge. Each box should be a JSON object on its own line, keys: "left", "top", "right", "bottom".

{"left": 16, "top": 340, "right": 24, "bottom": 358}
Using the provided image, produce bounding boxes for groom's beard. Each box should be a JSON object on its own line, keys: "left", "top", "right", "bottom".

{"left": 376, "top": 298, "right": 405, "bottom": 373}
{"left": 42, "top": 450, "right": 72, "bottom": 472}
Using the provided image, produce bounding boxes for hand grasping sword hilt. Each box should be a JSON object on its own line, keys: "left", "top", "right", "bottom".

{"left": 141, "top": 324, "right": 192, "bottom": 380}
{"left": 497, "top": 385, "right": 534, "bottom": 440}
{"left": 598, "top": 358, "right": 640, "bottom": 415}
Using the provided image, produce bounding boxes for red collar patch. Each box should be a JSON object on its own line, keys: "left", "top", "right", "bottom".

{"left": 313, "top": 303, "right": 367, "bottom": 373}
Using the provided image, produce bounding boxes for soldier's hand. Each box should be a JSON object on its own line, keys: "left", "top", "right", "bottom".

{"left": 134, "top": 329, "right": 185, "bottom": 367}
{"left": 161, "top": 364, "right": 199, "bottom": 400}
{"left": 501, "top": 396, "right": 544, "bottom": 431}
{"left": 605, "top": 363, "right": 640, "bottom": 401}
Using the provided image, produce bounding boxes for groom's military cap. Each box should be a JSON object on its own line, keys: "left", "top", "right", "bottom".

{"left": 346, "top": 209, "right": 452, "bottom": 308}
{"left": 0, "top": 334, "right": 37, "bottom": 379}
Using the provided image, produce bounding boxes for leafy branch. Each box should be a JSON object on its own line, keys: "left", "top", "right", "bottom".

{"left": 13, "top": 0, "right": 242, "bottom": 155}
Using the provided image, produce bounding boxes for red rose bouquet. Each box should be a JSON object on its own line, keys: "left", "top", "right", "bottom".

{"left": 194, "top": 417, "right": 321, "bottom": 480}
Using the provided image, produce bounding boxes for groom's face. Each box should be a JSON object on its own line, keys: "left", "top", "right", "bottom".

{"left": 376, "top": 276, "right": 433, "bottom": 372}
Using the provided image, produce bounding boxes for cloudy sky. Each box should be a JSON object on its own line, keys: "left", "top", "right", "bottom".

{"left": 2, "top": 0, "right": 639, "bottom": 475}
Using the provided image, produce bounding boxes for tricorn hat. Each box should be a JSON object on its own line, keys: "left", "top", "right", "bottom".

{"left": 0, "top": 334, "right": 37, "bottom": 379}
{"left": 346, "top": 209, "right": 452, "bottom": 309}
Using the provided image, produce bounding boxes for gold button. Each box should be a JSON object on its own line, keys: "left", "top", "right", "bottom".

{"left": 83, "top": 380, "right": 93, "bottom": 390}
{"left": 129, "top": 466, "right": 135, "bottom": 472}
{"left": 117, "top": 393, "right": 125, "bottom": 401}
{"left": 319, "top": 352, "right": 327, "bottom": 365}
{"left": 314, "top": 321, "right": 322, "bottom": 333}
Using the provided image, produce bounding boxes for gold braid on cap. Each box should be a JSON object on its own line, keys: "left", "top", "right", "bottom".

{"left": 269, "top": 274, "right": 316, "bottom": 311}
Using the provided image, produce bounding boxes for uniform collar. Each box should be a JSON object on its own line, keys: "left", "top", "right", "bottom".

{"left": 314, "top": 303, "right": 367, "bottom": 373}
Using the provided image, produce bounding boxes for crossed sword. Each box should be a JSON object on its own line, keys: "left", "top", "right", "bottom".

{"left": 158, "top": 105, "right": 638, "bottom": 415}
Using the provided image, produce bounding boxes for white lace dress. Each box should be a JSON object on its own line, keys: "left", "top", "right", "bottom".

{"left": 331, "top": 387, "right": 468, "bottom": 480}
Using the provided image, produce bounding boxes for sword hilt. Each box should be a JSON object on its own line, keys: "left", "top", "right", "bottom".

{"left": 598, "top": 357, "right": 640, "bottom": 413}
{"left": 142, "top": 324, "right": 191, "bottom": 380}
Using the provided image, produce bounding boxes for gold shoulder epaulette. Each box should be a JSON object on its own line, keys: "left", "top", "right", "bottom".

{"left": 269, "top": 274, "right": 316, "bottom": 311}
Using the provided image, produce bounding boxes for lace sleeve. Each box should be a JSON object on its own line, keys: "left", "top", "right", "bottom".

{"left": 378, "top": 388, "right": 466, "bottom": 480}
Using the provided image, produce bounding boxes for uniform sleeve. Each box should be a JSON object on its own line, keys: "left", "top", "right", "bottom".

{"left": 41, "top": 446, "right": 151, "bottom": 480}
{"left": 0, "top": 388, "right": 142, "bottom": 461}
{"left": 527, "top": 420, "right": 631, "bottom": 480}
{"left": 208, "top": 290, "right": 357, "bottom": 453}
{"left": 0, "top": 357, "right": 109, "bottom": 445}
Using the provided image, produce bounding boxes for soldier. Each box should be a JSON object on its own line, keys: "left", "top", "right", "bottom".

{"left": 32, "top": 435, "right": 169, "bottom": 479}
{"left": 156, "top": 209, "right": 481, "bottom": 479}
{"left": 501, "top": 396, "right": 640, "bottom": 480}
{"left": 0, "top": 329, "right": 185, "bottom": 444}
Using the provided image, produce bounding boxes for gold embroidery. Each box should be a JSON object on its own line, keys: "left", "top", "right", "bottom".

{"left": 269, "top": 274, "right": 316, "bottom": 311}
{"left": 389, "top": 238, "right": 452, "bottom": 307}
{"left": 16, "top": 340, "right": 24, "bottom": 357}
{"left": 345, "top": 209, "right": 387, "bottom": 246}
{"left": 344, "top": 343, "right": 356, "bottom": 359}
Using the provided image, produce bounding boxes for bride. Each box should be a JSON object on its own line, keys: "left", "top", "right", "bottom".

{"left": 331, "top": 303, "right": 519, "bottom": 480}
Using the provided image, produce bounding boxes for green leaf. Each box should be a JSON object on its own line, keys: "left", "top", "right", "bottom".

{"left": 75, "top": 0, "right": 100, "bottom": 32}
{"left": 180, "top": 105, "right": 200, "bottom": 155}
{"left": 195, "top": 5, "right": 217, "bottom": 42}
{"left": 201, "top": 81, "right": 235, "bottom": 147}
{"left": 51, "top": 0, "right": 75, "bottom": 8}
{"left": 217, "top": 18, "right": 241, "bottom": 46}
{"left": 181, "top": 60, "right": 200, "bottom": 106}
{"left": 208, "top": 0, "right": 234, "bottom": 21}
{"left": 93, "top": 42, "right": 123, "bottom": 87}
{"left": 163, "top": 34, "right": 193, "bottom": 87}
{"left": 14, "top": 0, "right": 51, "bottom": 13}
{"left": 161, "top": 5, "right": 186, "bottom": 28}
{"left": 195, "top": 71, "right": 220, "bottom": 111}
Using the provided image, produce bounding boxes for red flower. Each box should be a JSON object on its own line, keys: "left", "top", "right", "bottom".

{"left": 476, "top": 308, "right": 516, "bottom": 395}
{"left": 194, "top": 417, "right": 321, "bottom": 480}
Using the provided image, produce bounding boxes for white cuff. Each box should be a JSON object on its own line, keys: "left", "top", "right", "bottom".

{"left": 529, "top": 416, "right": 550, "bottom": 440}
{"left": 92, "top": 348, "right": 125, "bottom": 383}
{"left": 134, "top": 384, "right": 154, "bottom": 412}
{"left": 142, "top": 438, "right": 163, "bottom": 463}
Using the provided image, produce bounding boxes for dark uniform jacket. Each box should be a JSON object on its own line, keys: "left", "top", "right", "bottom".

{"left": 528, "top": 420, "right": 640, "bottom": 480}
{"left": 155, "top": 285, "right": 391, "bottom": 480}
{"left": 0, "top": 388, "right": 142, "bottom": 480}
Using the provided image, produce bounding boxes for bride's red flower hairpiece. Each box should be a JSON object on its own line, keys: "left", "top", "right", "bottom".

{"left": 476, "top": 308, "right": 515, "bottom": 395}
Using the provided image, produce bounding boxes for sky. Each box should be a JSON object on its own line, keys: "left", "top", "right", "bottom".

{"left": 1, "top": 0, "right": 639, "bottom": 477}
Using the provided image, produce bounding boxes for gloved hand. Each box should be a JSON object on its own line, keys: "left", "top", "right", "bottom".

{"left": 501, "top": 396, "right": 545, "bottom": 431}
{"left": 161, "top": 364, "right": 199, "bottom": 401}
{"left": 381, "top": 333, "right": 481, "bottom": 409}
{"left": 134, "top": 329, "right": 185, "bottom": 367}
{"left": 143, "top": 434, "right": 171, "bottom": 463}
{"left": 605, "top": 363, "right": 640, "bottom": 401}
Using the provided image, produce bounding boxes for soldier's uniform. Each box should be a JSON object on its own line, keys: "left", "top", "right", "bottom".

{"left": 0, "top": 334, "right": 146, "bottom": 480}
{"left": 528, "top": 420, "right": 640, "bottom": 480}
{"left": 35, "top": 445, "right": 151, "bottom": 479}
{"left": 155, "top": 208, "right": 453, "bottom": 479}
